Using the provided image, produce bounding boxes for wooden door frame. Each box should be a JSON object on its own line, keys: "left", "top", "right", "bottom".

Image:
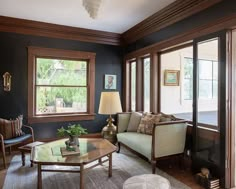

{"left": 228, "top": 29, "right": 236, "bottom": 188}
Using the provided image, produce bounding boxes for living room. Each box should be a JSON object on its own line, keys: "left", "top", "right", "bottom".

{"left": 1, "top": 0, "right": 236, "bottom": 188}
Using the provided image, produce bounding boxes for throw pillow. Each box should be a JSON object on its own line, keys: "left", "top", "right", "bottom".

{"left": 160, "top": 114, "right": 176, "bottom": 122}
{"left": 137, "top": 114, "right": 161, "bottom": 135}
{"left": 127, "top": 112, "right": 143, "bottom": 132}
{"left": 0, "top": 115, "right": 24, "bottom": 139}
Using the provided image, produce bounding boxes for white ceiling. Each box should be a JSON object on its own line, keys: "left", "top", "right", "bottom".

{"left": 0, "top": 0, "right": 175, "bottom": 33}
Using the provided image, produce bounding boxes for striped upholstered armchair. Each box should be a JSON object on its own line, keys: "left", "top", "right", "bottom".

{"left": 0, "top": 115, "right": 34, "bottom": 168}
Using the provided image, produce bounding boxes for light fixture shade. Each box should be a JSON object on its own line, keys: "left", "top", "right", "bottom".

{"left": 82, "top": 0, "right": 102, "bottom": 19}
{"left": 98, "top": 92, "right": 122, "bottom": 115}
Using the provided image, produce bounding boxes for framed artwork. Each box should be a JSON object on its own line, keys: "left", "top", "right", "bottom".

{"left": 164, "top": 70, "right": 180, "bottom": 86}
{"left": 104, "top": 74, "right": 117, "bottom": 89}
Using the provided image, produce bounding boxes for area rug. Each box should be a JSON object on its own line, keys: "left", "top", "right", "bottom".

{"left": 3, "top": 149, "right": 191, "bottom": 189}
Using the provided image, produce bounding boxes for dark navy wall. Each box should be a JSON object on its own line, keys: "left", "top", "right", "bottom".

{"left": 125, "top": 0, "right": 236, "bottom": 53}
{"left": 0, "top": 32, "right": 123, "bottom": 140}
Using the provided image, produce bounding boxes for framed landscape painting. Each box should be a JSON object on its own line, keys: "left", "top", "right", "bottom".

{"left": 164, "top": 70, "right": 180, "bottom": 86}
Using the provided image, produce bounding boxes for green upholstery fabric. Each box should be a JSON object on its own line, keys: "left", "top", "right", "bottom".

{"left": 117, "top": 132, "right": 152, "bottom": 160}
{"left": 127, "top": 112, "right": 142, "bottom": 132}
{"left": 117, "top": 113, "right": 131, "bottom": 133}
{"left": 154, "top": 123, "right": 187, "bottom": 158}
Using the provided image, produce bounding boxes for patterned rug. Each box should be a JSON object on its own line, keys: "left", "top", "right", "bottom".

{"left": 3, "top": 149, "right": 191, "bottom": 189}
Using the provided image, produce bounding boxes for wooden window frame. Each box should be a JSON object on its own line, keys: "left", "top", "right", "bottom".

{"left": 28, "top": 46, "right": 96, "bottom": 124}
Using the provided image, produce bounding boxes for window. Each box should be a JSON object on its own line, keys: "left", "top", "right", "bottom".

{"left": 183, "top": 58, "right": 193, "bottom": 100}
{"left": 131, "top": 62, "right": 136, "bottom": 111}
{"left": 28, "top": 47, "right": 95, "bottom": 123}
{"left": 143, "top": 57, "right": 150, "bottom": 112}
{"left": 183, "top": 58, "right": 218, "bottom": 100}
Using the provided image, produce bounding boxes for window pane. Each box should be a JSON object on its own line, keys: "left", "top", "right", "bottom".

{"left": 213, "top": 61, "right": 218, "bottom": 80}
{"left": 184, "top": 58, "right": 193, "bottom": 79}
{"left": 160, "top": 46, "right": 193, "bottom": 121}
{"left": 197, "top": 38, "right": 218, "bottom": 126}
{"left": 131, "top": 62, "right": 136, "bottom": 111}
{"left": 213, "top": 80, "right": 218, "bottom": 98}
{"left": 198, "top": 80, "right": 213, "bottom": 99}
{"left": 199, "top": 60, "right": 212, "bottom": 79}
{"left": 36, "top": 87, "right": 87, "bottom": 115}
{"left": 143, "top": 58, "right": 150, "bottom": 112}
{"left": 183, "top": 58, "right": 193, "bottom": 100}
{"left": 184, "top": 79, "right": 193, "bottom": 100}
{"left": 36, "top": 58, "right": 87, "bottom": 86}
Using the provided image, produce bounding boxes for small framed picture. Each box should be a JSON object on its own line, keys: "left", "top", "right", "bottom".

{"left": 104, "top": 74, "right": 117, "bottom": 89}
{"left": 164, "top": 70, "right": 180, "bottom": 86}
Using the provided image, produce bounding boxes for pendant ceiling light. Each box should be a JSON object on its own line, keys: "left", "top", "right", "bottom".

{"left": 82, "top": 0, "right": 102, "bottom": 19}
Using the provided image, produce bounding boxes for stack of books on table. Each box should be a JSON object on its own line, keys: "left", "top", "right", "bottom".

{"left": 207, "top": 178, "right": 220, "bottom": 189}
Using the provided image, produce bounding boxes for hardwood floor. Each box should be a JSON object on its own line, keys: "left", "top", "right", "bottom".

{"left": 0, "top": 151, "right": 203, "bottom": 189}
{"left": 157, "top": 158, "right": 204, "bottom": 189}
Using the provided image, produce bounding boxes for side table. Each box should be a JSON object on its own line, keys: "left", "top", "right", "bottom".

{"left": 18, "top": 141, "right": 44, "bottom": 167}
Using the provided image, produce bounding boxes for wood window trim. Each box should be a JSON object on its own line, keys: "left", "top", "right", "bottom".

{"left": 28, "top": 46, "right": 96, "bottom": 124}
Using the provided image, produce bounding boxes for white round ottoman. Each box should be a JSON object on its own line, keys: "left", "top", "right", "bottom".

{"left": 123, "top": 174, "right": 171, "bottom": 189}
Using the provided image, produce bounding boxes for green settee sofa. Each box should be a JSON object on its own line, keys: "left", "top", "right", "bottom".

{"left": 116, "top": 112, "right": 188, "bottom": 174}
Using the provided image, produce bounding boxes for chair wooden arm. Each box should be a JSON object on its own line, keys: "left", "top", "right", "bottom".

{"left": 154, "top": 119, "right": 188, "bottom": 126}
{"left": 22, "top": 125, "right": 35, "bottom": 142}
{"left": 0, "top": 133, "right": 4, "bottom": 143}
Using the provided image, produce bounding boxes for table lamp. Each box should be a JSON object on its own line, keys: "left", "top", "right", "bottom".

{"left": 98, "top": 91, "right": 122, "bottom": 144}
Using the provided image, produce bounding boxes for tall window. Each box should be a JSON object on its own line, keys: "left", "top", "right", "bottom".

{"left": 143, "top": 57, "right": 150, "bottom": 112}
{"left": 183, "top": 58, "right": 218, "bottom": 100}
{"left": 28, "top": 47, "right": 95, "bottom": 123}
{"left": 183, "top": 58, "right": 193, "bottom": 100}
{"left": 131, "top": 62, "right": 136, "bottom": 111}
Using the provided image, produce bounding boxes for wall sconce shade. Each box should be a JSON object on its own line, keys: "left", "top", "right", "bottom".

{"left": 98, "top": 92, "right": 122, "bottom": 115}
{"left": 3, "top": 72, "right": 11, "bottom": 92}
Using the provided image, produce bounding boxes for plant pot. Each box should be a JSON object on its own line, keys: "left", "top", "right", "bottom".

{"left": 69, "top": 135, "right": 79, "bottom": 146}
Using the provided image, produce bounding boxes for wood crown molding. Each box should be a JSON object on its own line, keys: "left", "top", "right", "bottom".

{"left": 125, "top": 13, "right": 236, "bottom": 60}
{"left": 122, "top": 0, "right": 223, "bottom": 44}
{"left": 0, "top": 16, "right": 121, "bottom": 46}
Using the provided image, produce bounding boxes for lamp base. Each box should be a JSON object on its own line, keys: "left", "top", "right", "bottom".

{"left": 101, "top": 116, "right": 117, "bottom": 144}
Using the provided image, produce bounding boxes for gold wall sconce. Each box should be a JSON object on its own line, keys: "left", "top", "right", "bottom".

{"left": 3, "top": 72, "right": 12, "bottom": 91}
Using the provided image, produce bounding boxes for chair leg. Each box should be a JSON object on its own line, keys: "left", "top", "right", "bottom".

{"left": 151, "top": 160, "right": 156, "bottom": 174}
{"left": 9, "top": 146, "right": 11, "bottom": 155}
{"left": 1, "top": 141, "right": 6, "bottom": 169}
{"left": 116, "top": 142, "right": 121, "bottom": 153}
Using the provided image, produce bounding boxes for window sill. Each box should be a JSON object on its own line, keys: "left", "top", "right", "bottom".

{"left": 28, "top": 113, "right": 96, "bottom": 124}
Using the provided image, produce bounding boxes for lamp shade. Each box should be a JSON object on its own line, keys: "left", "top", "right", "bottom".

{"left": 98, "top": 92, "right": 122, "bottom": 115}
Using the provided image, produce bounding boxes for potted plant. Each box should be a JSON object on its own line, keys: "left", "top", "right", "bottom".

{"left": 57, "top": 124, "right": 87, "bottom": 147}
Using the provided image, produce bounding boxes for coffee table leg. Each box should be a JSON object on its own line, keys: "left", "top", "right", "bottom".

{"left": 98, "top": 158, "right": 102, "bottom": 165}
{"left": 21, "top": 151, "right": 25, "bottom": 166}
{"left": 80, "top": 164, "right": 84, "bottom": 189}
{"left": 30, "top": 160, "right": 34, "bottom": 167}
{"left": 108, "top": 153, "right": 112, "bottom": 177}
{"left": 37, "top": 164, "right": 42, "bottom": 189}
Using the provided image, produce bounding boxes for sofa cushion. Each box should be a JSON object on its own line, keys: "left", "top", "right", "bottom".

{"left": 137, "top": 114, "right": 161, "bottom": 135}
{"left": 0, "top": 115, "right": 24, "bottom": 139}
{"left": 127, "top": 112, "right": 142, "bottom": 132}
{"left": 117, "top": 132, "right": 152, "bottom": 160}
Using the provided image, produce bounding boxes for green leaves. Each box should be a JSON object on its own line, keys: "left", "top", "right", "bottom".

{"left": 57, "top": 124, "right": 88, "bottom": 137}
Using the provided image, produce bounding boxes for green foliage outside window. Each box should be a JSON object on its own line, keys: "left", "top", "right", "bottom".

{"left": 36, "top": 58, "right": 87, "bottom": 114}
